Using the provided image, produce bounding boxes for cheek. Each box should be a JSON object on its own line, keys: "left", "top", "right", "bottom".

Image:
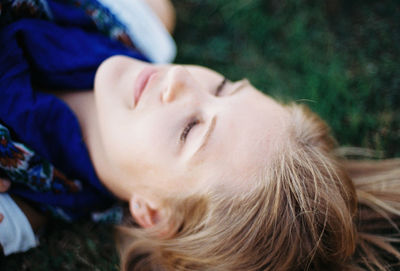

{"left": 135, "top": 119, "right": 174, "bottom": 153}
{"left": 102, "top": 112, "right": 177, "bottom": 172}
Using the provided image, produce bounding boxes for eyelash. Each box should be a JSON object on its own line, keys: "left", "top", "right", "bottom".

{"left": 180, "top": 78, "right": 227, "bottom": 142}
{"left": 180, "top": 119, "right": 199, "bottom": 142}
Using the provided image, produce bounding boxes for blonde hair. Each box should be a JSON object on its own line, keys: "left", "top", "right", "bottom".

{"left": 116, "top": 103, "right": 400, "bottom": 271}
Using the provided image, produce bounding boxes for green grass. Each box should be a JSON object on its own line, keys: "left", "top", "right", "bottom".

{"left": 174, "top": 0, "right": 400, "bottom": 157}
{"left": 1, "top": 220, "right": 118, "bottom": 270}
{"left": 2, "top": 0, "right": 399, "bottom": 270}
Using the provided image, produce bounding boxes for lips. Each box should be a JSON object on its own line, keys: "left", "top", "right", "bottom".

{"left": 134, "top": 66, "right": 158, "bottom": 106}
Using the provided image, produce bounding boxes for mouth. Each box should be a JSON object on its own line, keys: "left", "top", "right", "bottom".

{"left": 134, "top": 66, "right": 158, "bottom": 106}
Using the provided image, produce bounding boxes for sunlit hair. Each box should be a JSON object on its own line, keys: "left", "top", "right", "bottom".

{"left": 116, "top": 103, "right": 400, "bottom": 271}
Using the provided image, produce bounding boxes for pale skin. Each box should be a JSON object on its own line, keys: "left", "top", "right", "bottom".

{"left": 77, "top": 55, "right": 289, "bottom": 230}
{"left": 0, "top": 0, "right": 289, "bottom": 244}
{"left": 0, "top": 57, "right": 289, "bottom": 234}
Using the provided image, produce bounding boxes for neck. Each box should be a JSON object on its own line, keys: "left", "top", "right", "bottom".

{"left": 57, "top": 91, "right": 95, "bottom": 145}
{"left": 56, "top": 90, "right": 131, "bottom": 201}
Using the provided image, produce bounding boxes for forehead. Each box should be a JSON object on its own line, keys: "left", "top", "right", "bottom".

{"left": 190, "top": 86, "right": 289, "bottom": 192}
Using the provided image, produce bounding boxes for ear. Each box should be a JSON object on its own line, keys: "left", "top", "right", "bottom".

{"left": 129, "top": 194, "right": 168, "bottom": 230}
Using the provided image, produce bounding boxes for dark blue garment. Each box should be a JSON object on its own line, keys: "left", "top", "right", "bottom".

{"left": 0, "top": 0, "right": 148, "bottom": 220}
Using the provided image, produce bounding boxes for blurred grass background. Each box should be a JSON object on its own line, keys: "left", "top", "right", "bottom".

{"left": 1, "top": 0, "right": 399, "bottom": 270}
{"left": 174, "top": 0, "right": 399, "bottom": 158}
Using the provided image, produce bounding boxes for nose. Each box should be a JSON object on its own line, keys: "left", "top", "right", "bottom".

{"left": 162, "top": 66, "right": 194, "bottom": 103}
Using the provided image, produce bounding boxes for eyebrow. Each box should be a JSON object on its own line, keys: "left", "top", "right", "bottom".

{"left": 230, "top": 79, "right": 249, "bottom": 95}
{"left": 191, "top": 115, "right": 217, "bottom": 158}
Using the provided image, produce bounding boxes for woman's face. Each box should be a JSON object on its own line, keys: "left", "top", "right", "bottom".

{"left": 94, "top": 56, "right": 288, "bottom": 200}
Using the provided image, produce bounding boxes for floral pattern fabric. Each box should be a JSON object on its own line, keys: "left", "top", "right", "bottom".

{"left": 0, "top": 0, "right": 52, "bottom": 27}
{"left": 0, "top": 123, "right": 123, "bottom": 223}
{"left": 0, "top": 123, "right": 82, "bottom": 194}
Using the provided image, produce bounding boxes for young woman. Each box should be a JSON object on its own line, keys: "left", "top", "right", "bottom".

{"left": 1, "top": 1, "right": 400, "bottom": 270}
{"left": 71, "top": 56, "right": 400, "bottom": 271}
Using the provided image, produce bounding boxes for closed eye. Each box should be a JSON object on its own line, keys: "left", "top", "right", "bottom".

{"left": 180, "top": 119, "right": 199, "bottom": 142}
{"left": 180, "top": 77, "right": 236, "bottom": 143}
